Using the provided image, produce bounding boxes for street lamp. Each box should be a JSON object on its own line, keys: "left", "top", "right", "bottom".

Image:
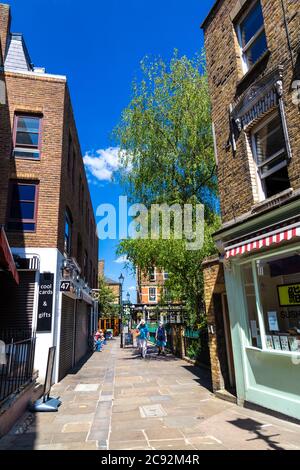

{"left": 118, "top": 273, "right": 125, "bottom": 348}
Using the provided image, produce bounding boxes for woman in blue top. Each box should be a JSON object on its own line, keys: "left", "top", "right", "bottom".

{"left": 137, "top": 319, "right": 149, "bottom": 358}
{"left": 155, "top": 321, "right": 167, "bottom": 356}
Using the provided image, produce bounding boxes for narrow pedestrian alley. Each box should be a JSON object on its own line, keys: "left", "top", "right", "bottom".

{"left": 1, "top": 339, "right": 300, "bottom": 451}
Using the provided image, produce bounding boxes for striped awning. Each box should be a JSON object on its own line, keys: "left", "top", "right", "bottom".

{"left": 225, "top": 226, "right": 300, "bottom": 259}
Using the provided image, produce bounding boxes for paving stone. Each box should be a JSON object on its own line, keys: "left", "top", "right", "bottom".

{"left": 62, "top": 422, "right": 91, "bottom": 433}
{"left": 74, "top": 384, "right": 100, "bottom": 392}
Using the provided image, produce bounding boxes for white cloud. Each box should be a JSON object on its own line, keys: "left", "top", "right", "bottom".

{"left": 114, "top": 255, "right": 128, "bottom": 264}
{"left": 83, "top": 146, "right": 121, "bottom": 182}
{"left": 128, "top": 286, "right": 136, "bottom": 291}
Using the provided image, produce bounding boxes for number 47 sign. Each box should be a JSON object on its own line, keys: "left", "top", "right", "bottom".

{"left": 60, "top": 281, "right": 71, "bottom": 292}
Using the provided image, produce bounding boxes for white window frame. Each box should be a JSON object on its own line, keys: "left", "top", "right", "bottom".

{"left": 235, "top": 0, "right": 267, "bottom": 74}
{"left": 149, "top": 267, "right": 156, "bottom": 282}
{"left": 250, "top": 110, "right": 288, "bottom": 201}
{"left": 149, "top": 287, "right": 157, "bottom": 303}
{"left": 238, "top": 245, "right": 300, "bottom": 358}
{"left": 163, "top": 272, "right": 169, "bottom": 280}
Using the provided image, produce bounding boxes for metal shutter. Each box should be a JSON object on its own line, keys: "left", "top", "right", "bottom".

{"left": 75, "top": 301, "right": 89, "bottom": 364}
{"left": 0, "top": 271, "right": 36, "bottom": 340}
{"left": 59, "top": 295, "right": 75, "bottom": 381}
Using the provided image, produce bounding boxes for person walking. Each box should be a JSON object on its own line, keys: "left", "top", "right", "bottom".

{"left": 137, "top": 319, "right": 149, "bottom": 358}
{"left": 155, "top": 321, "right": 167, "bottom": 356}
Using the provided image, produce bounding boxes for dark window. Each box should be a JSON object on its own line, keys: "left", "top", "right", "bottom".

{"left": 13, "top": 115, "right": 42, "bottom": 159}
{"left": 149, "top": 267, "right": 156, "bottom": 282}
{"left": 77, "top": 234, "right": 82, "bottom": 268}
{"left": 236, "top": 1, "right": 267, "bottom": 72}
{"left": 7, "top": 181, "right": 38, "bottom": 232}
{"left": 64, "top": 210, "right": 72, "bottom": 256}
{"left": 84, "top": 251, "right": 88, "bottom": 281}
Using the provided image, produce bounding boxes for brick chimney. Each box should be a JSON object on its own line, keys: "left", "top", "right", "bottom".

{"left": 0, "top": 4, "right": 11, "bottom": 65}
{"left": 98, "top": 260, "right": 105, "bottom": 277}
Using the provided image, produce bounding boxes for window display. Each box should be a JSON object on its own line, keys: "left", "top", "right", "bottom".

{"left": 254, "top": 252, "right": 300, "bottom": 352}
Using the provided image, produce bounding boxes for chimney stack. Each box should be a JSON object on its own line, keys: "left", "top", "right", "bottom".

{"left": 0, "top": 4, "right": 11, "bottom": 66}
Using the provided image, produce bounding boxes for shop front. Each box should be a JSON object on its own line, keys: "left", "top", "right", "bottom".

{"left": 221, "top": 219, "right": 300, "bottom": 420}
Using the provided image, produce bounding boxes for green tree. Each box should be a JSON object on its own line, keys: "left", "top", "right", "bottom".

{"left": 98, "top": 276, "right": 119, "bottom": 318}
{"left": 115, "top": 51, "right": 220, "bottom": 326}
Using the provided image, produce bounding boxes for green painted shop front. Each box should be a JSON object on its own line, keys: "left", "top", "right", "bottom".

{"left": 225, "top": 241, "right": 300, "bottom": 421}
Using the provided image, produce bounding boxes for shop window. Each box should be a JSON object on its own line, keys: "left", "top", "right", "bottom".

{"left": 7, "top": 181, "right": 38, "bottom": 232}
{"left": 243, "top": 252, "right": 300, "bottom": 353}
{"left": 235, "top": 0, "right": 268, "bottom": 74}
{"left": 13, "top": 115, "right": 42, "bottom": 159}
{"left": 64, "top": 209, "right": 72, "bottom": 256}
{"left": 250, "top": 110, "right": 290, "bottom": 200}
{"left": 149, "top": 287, "right": 157, "bottom": 302}
{"left": 255, "top": 253, "right": 300, "bottom": 352}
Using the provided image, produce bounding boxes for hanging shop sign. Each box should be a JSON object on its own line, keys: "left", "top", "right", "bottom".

{"left": 278, "top": 284, "right": 300, "bottom": 307}
{"left": 37, "top": 273, "right": 54, "bottom": 332}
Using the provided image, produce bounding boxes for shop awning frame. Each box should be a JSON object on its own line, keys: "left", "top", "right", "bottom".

{"left": 225, "top": 222, "right": 300, "bottom": 259}
{"left": 0, "top": 226, "right": 19, "bottom": 284}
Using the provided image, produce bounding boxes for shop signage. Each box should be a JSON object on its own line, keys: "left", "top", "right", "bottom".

{"left": 60, "top": 280, "right": 71, "bottom": 292}
{"left": 278, "top": 284, "right": 300, "bottom": 307}
{"left": 37, "top": 273, "right": 54, "bottom": 333}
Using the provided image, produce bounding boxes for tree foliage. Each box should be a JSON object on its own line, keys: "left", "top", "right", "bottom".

{"left": 98, "top": 276, "right": 119, "bottom": 318}
{"left": 115, "top": 51, "right": 220, "bottom": 326}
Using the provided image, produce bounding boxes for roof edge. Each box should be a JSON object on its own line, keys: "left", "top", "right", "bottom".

{"left": 201, "top": 0, "right": 223, "bottom": 30}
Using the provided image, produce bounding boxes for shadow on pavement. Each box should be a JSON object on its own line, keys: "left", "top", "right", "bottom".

{"left": 228, "top": 418, "right": 284, "bottom": 451}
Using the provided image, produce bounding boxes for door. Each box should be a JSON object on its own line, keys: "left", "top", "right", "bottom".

{"left": 0, "top": 271, "right": 36, "bottom": 341}
{"left": 59, "top": 295, "right": 75, "bottom": 381}
{"left": 222, "top": 294, "right": 236, "bottom": 390}
{"left": 74, "top": 301, "right": 89, "bottom": 364}
{"left": 213, "top": 293, "right": 236, "bottom": 392}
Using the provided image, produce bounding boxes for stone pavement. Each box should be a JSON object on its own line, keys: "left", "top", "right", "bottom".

{"left": 1, "top": 338, "right": 300, "bottom": 450}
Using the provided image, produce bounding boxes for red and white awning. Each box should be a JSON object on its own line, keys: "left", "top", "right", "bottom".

{"left": 0, "top": 226, "right": 19, "bottom": 284}
{"left": 225, "top": 226, "right": 300, "bottom": 259}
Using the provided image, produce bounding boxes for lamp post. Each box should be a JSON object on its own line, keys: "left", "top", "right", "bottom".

{"left": 118, "top": 273, "right": 124, "bottom": 348}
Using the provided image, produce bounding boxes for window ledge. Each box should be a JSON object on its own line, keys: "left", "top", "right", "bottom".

{"left": 236, "top": 50, "right": 271, "bottom": 90}
{"left": 246, "top": 346, "right": 300, "bottom": 357}
{"left": 251, "top": 188, "right": 293, "bottom": 215}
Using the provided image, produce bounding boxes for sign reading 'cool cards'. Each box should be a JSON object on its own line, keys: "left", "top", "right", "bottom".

{"left": 37, "top": 273, "right": 54, "bottom": 332}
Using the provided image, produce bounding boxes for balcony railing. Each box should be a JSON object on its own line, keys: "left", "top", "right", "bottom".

{"left": 0, "top": 336, "right": 37, "bottom": 406}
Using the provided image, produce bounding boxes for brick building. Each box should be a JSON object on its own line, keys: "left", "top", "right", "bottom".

{"left": 0, "top": 4, "right": 98, "bottom": 382}
{"left": 202, "top": 0, "right": 300, "bottom": 419}
{"left": 136, "top": 267, "right": 169, "bottom": 305}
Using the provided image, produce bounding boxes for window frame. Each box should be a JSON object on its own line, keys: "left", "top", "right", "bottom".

{"left": 149, "top": 267, "right": 156, "bottom": 282}
{"left": 7, "top": 180, "right": 39, "bottom": 233}
{"left": 235, "top": 0, "right": 267, "bottom": 74}
{"left": 238, "top": 246, "right": 300, "bottom": 357}
{"left": 250, "top": 110, "right": 289, "bottom": 200}
{"left": 64, "top": 209, "right": 73, "bottom": 257}
{"left": 13, "top": 114, "right": 43, "bottom": 160}
{"left": 149, "top": 287, "right": 157, "bottom": 303}
{"left": 163, "top": 272, "right": 169, "bottom": 280}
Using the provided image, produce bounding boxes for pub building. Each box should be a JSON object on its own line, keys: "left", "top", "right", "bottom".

{"left": 0, "top": 4, "right": 98, "bottom": 383}
{"left": 202, "top": 0, "right": 300, "bottom": 420}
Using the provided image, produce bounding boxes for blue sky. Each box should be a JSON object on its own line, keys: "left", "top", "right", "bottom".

{"left": 6, "top": 0, "right": 214, "bottom": 301}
